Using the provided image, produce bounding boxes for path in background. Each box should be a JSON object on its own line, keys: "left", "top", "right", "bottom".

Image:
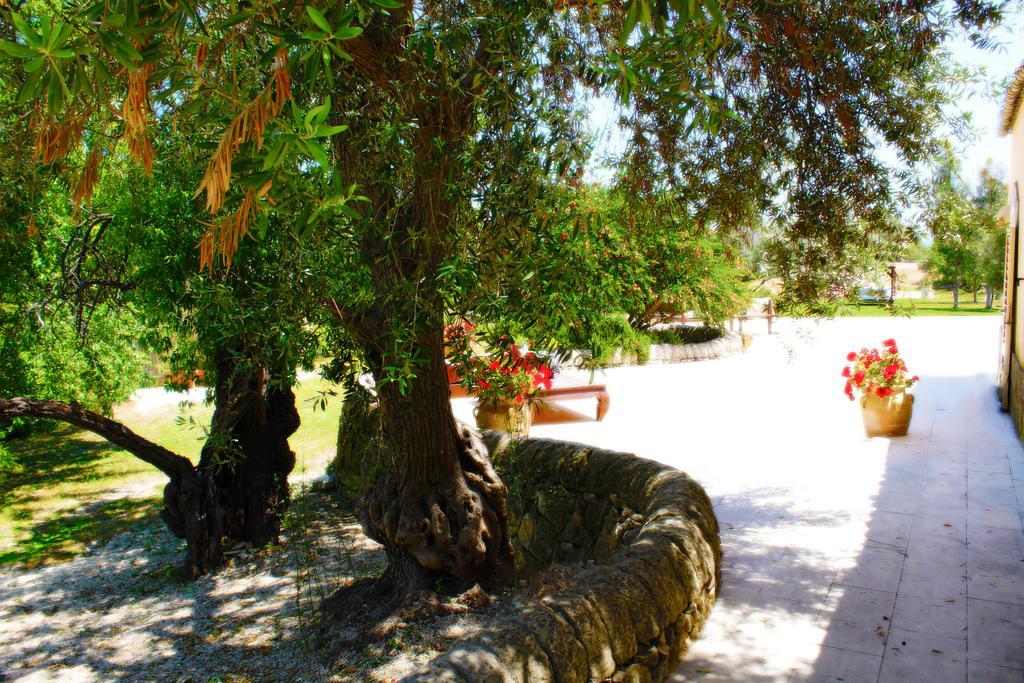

{"left": 455, "top": 316, "right": 1024, "bottom": 682}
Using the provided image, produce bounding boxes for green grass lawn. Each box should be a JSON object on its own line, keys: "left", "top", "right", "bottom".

{"left": 840, "top": 290, "right": 1002, "bottom": 317}
{"left": 0, "top": 375, "right": 342, "bottom": 568}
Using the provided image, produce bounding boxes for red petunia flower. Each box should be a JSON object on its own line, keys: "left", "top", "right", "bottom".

{"left": 842, "top": 366, "right": 851, "bottom": 378}
{"left": 847, "top": 352, "right": 857, "bottom": 361}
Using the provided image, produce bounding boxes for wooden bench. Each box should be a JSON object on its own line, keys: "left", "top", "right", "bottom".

{"left": 447, "top": 365, "right": 610, "bottom": 422}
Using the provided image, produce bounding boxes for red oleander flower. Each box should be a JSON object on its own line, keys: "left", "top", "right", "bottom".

{"left": 842, "top": 339, "right": 917, "bottom": 400}
{"left": 459, "top": 342, "right": 555, "bottom": 407}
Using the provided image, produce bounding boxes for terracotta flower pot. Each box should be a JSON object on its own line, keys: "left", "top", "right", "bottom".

{"left": 474, "top": 401, "right": 532, "bottom": 436}
{"left": 860, "top": 390, "right": 914, "bottom": 437}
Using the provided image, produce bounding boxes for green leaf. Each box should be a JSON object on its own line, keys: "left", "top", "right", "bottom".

{"left": 300, "top": 29, "right": 328, "bottom": 42}
{"left": 25, "top": 55, "right": 46, "bottom": 73}
{"left": 17, "top": 68, "right": 45, "bottom": 104}
{"left": 47, "top": 71, "right": 64, "bottom": 113}
{"left": 306, "top": 6, "right": 333, "bottom": 34}
{"left": 304, "top": 100, "right": 331, "bottom": 131}
{"left": 371, "top": 0, "right": 406, "bottom": 8}
{"left": 621, "top": 1, "right": 640, "bottom": 46}
{"left": 261, "top": 139, "right": 291, "bottom": 170}
{"left": 212, "top": 9, "right": 256, "bottom": 32}
{"left": 704, "top": 0, "right": 723, "bottom": 24}
{"left": 327, "top": 43, "right": 353, "bottom": 61}
{"left": 45, "top": 21, "right": 66, "bottom": 51}
{"left": 0, "top": 39, "right": 35, "bottom": 58}
{"left": 314, "top": 124, "right": 348, "bottom": 138}
{"left": 334, "top": 27, "right": 363, "bottom": 40}
{"left": 99, "top": 32, "right": 143, "bottom": 67}
{"left": 11, "top": 13, "right": 42, "bottom": 49}
{"left": 339, "top": 204, "right": 362, "bottom": 221}
{"left": 300, "top": 139, "right": 329, "bottom": 166}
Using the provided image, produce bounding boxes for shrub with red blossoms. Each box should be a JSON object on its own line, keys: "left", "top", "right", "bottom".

{"left": 841, "top": 338, "right": 919, "bottom": 400}
{"left": 460, "top": 342, "right": 554, "bottom": 407}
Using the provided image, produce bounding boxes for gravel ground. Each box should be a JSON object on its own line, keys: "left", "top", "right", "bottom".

{"left": 0, "top": 484, "right": 532, "bottom": 682}
{"left": 0, "top": 487, "right": 392, "bottom": 682}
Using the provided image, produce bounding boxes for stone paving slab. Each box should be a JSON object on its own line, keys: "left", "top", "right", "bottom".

{"left": 454, "top": 316, "right": 1024, "bottom": 681}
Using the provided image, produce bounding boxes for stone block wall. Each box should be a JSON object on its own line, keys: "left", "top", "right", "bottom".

{"left": 404, "top": 434, "right": 721, "bottom": 682}
{"left": 1010, "top": 351, "right": 1024, "bottom": 440}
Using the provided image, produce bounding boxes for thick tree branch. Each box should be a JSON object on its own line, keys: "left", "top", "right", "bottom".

{"left": 0, "top": 397, "right": 195, "bottom": 480}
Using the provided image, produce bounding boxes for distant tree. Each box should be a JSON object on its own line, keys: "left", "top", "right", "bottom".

{"left": 922, "top": 155, "right": 1006, "bottom": 309}
{"left": 974, "top": 166, "right": 1008, "bottom": 309}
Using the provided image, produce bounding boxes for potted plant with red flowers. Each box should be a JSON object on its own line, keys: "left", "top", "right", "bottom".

{"left": 842, "top": 338, "right": 920, "bottom": 437}
{"left": 459, "top": 342, "right": 554, "bottom": 436}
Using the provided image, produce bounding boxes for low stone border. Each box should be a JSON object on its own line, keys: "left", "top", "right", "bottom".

{"left": 647, "top": 331, "right": 742, "bottom": 364}
{"left": 570, "top": 330, "right": 743, "bottom": 368}
{"left": 404, "top": 434, "right": 721, "bottom": 682}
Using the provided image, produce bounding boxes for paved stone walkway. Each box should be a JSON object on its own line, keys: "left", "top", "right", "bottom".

{"left": 455, "top": 316, "right": 1024, "bottom": 682}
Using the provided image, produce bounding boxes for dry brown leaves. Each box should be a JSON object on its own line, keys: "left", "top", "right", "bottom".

{"left": 123, "top": 63, "right": 155, "bottom": 175}
{"left": 195, "top": 49, "right": 291, "bottom": 270}
{"left": 196, "top": 49, "right": 291, "bottom": 215}
{"left": 72, "top": 147, "right": 102, "bottom": 209}
{"left": 34, "top": 117, "right": 84, "bottom": 165}
{"left": 197, "top": 181, "right": 273, "bottom": 271}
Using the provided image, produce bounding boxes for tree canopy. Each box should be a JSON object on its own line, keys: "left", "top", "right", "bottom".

{"left": 0, "top": 0, "right": 1009, "bottom": 593}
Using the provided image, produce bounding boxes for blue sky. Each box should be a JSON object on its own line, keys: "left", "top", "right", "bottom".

{"left": 945, "top": 4, "right": 1024, "bottom": 185}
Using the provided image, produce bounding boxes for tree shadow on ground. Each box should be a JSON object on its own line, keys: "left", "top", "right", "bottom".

{"left": 794, "top": 373, "right": 1021, "bottom": 681}
{"left": 0, "top": 486, "right": 384, "bottom": 682}
{"left": 0, "top": 425, "right": 134, "bottom": 508}
{"left": 676, "top": 373, "right": 1020, "bottom": 681}
{"left": 0, "top": 494, "right": 162, "bottom": 567}
{"left": 0, "top": 423, "right": 169, "bottom": 567}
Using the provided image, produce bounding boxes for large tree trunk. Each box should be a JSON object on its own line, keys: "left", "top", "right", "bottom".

{"left": 358, "top": 329, "right": 512, "bottom": 588}
{"left": 160, "top": 469, "right": 226, "bottom": 577}
{"left": 953, "top": 283, "right": 960, "bottom": 309}
{"left": 985, "top": 284, "right": 994, "bottom": 309}
{"left": 328, "top": 374, "right": 379, "bottom": 503}
{"left": 198, "top": 351, "right": 299, "bottom": 547}
{"left": 972, "top": 288, "right": 978, "bottom": 304}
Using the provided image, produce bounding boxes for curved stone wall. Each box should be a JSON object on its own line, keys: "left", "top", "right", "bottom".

{"left": 404, "top": 434, "right": 721, "bottom": 682}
